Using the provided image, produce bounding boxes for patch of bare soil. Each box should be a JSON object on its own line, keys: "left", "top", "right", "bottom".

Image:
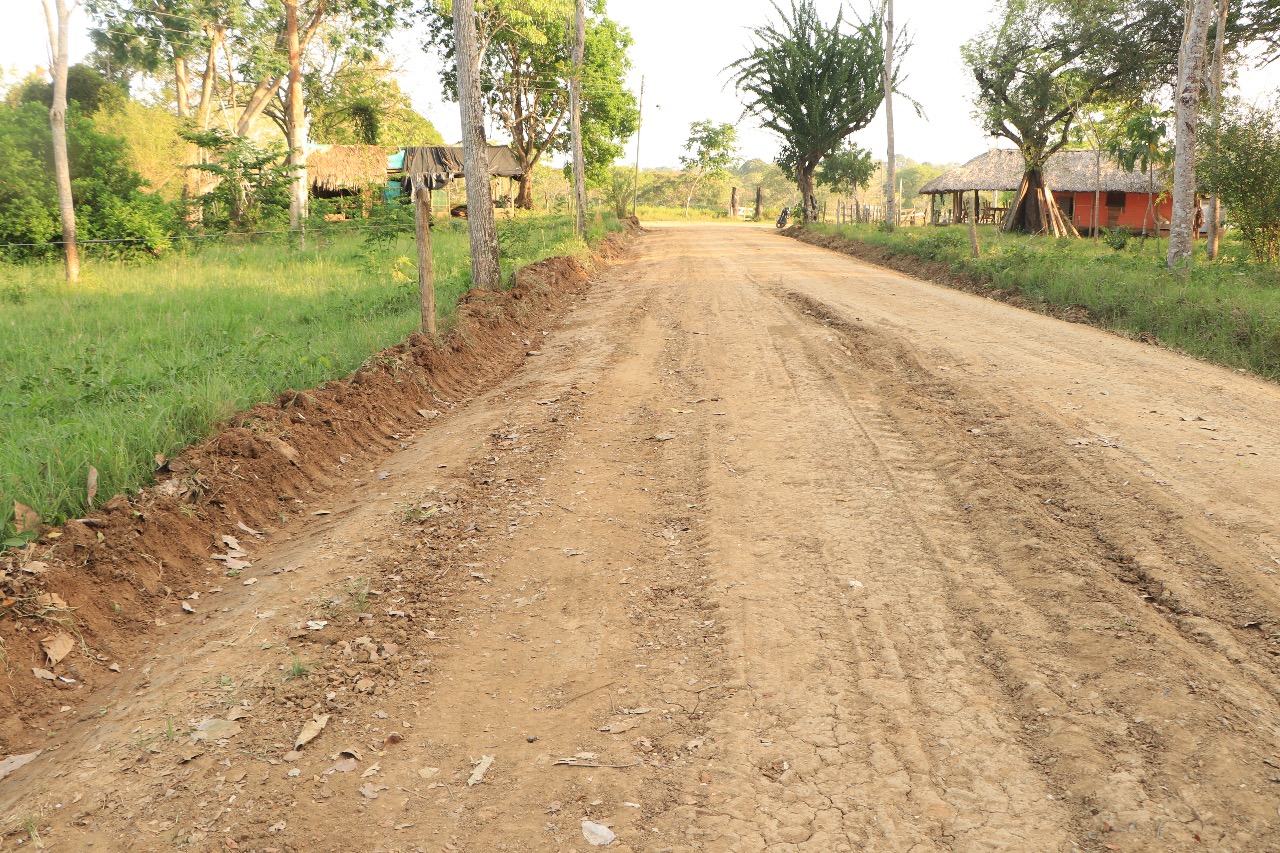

{"left": 785, "top": 226, "right": 1100, "bottom": 327}
{"left": 0, "top": 230, "right": 630, "bottom": 748}
{"left": 4, "top": 223, "right": 1280, "bottom": 852}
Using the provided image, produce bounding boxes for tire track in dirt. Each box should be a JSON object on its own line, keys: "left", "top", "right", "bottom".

{"left": 6, "top": 224, "right": 1280, "bottom": 852}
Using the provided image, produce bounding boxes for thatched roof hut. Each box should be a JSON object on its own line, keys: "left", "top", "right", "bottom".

{"left": 920, "top": 148, "right": 1165, "bottom": 195}
{"left": 307, "top": 145, "right": 390, "bottom": 193}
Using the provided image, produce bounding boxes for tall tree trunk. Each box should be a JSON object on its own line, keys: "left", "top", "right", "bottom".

{"left": 1206, "top": 0, "right": 1229, "bottom": 260}
{"left": 44, "top": 0, "right": 78, "bottom": 282}
{"left": 196, "top": 29, "right": 222, "bottom": 131}
{"left": 175, "top": 55, "right": 204, "bottom": 210}
{"left": 755, "top": 186, "right": 763, "bottom": 221}
{"left": 1093, "top": 150, "right": 1102, "bottom": 242}
{"left": 1168, "top": 0, "right": 1216, "bottom": 269}
{"left": 569, "top": 0, "right": 587, "bottom": 239}
{"left": 285, "top": 0, "right": 308, "bottom": 233}
{"left": 798, "top": 165, "right": 818, "bottom": 224}
{"left": 882, "top": 0, "right": 897, "bottom": 233}
{"left": 175, "top": 56, "right": 191, "bottom": 119}
{"left": 453, "top": 0, "right": 501, "bottom": 290}
{"left": 1005, "top": 166, "right": 1075, "bottom": 237}
{"left": 516, "top": 173, "right": 535, "bottom": 209}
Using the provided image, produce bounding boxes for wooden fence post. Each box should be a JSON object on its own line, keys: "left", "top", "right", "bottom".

{"left": 414, "top": 184, "right": 436, "bottom": 337}
{"left": 755, "top": 187, "right": 763, "bottom": 221}
{"left": 730, "top": 186, "right": 739, "bottom": 219}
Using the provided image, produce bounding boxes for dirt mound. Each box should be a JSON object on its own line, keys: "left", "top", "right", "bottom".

{"left": 0, "top": 235, "right": 633, "bottom": 750}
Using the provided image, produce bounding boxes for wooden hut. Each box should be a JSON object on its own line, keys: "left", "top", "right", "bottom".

{"left": 307, "top": 145, "right": 390, "bottom": 197}
{"left": 921, "top": 149, "right": 1172, "bottom": 235}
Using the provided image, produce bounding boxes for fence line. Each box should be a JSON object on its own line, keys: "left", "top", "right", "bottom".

{"left": 0, "top": 221, "right": 416, "bottom": 251}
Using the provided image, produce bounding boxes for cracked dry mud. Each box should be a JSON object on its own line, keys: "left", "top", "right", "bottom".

{"left": 5, "top": 223, "right": 1280, "bottom": 852}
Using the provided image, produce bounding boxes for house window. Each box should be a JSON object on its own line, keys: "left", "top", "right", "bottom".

{"left": 1106, "top": 191, "right": 1127, "bottom": 210}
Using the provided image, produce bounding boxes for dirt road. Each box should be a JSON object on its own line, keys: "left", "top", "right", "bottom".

{"left": 5, "top": 224, "right": 1280, "bottom": 852}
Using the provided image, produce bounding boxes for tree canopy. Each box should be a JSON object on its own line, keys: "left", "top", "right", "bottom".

{"left": 1200, "top": 99, "right": 1280, "bottom": 262}
{"left": 424, "top": 0, "right": 637, "bottom": 207}
{"left": 679, "top": 120, "right": 739, "bottom": 216}
{"left": 816, "top": 142, "right": 875, "bottom": 197}
{"left": 727, "top": 0, "right": 893, "bottom": 222}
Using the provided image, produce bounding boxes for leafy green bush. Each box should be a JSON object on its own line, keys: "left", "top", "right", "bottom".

{"left": 0, "top": 101, "right": 177, "bottom": 261}
{"left": 1200, "top": 99, "right": 1280, "bottom": 263}
{"left": 1103, "top": 228, "right": 1130, "bottom": 251}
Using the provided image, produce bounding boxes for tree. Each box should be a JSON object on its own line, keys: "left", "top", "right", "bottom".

{"left": 728, "top": 0, "right": 893, "bottom": 223}
{"left": 1168, "top": 0, "right": 1217, "bottom": 268}
{"left": 570, "top": 0, "right": 586, "bottom": 237}
{"left": 963, "top": 0, "right": 1183, "bottom": 236}
{"left": 1199, "top": 100, "right": 1280, "bottom": 262}
{"left": 44, "top": 0, "right": 80, "bottom": 282}
{"left": 424, "top": 0, "right": 637, "bottom": 208}
{"left": 308, "top": 59, "right": 445, "bottom": 146}
{"left": 180, "top": 127, "right": 290, "bottom": 229}
{"left": 1106, "top": 106, "right": 1173, "bottom": 239}
{"left": 0, "top": 101, "right": 176, "bottom": 259}
{"left": 453, "top": 0, "right": 501, "bottom": 291}
{"left": 882, "top": 0, "right": 896, "bottom": 231}
{"left": 896, "top": 160, "right": 947, "bottom": 208}
{"left": 679, "top": 121, "right": 738, "bottom": 218}
{"left": 816, "top": 142, "right": 875, "bottom": 197}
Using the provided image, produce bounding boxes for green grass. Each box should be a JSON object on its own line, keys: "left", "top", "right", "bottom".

{"left": 807, "top": 222, "right": 1280, "bottom": 380}
{"left": 635, "top": 205, "right": 751, "bottom": 223}
{"left": 0, "top": 212, "right": 621, "bottom": 540}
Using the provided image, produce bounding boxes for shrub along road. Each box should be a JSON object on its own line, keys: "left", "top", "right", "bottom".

{"left": 4, "top": 224, "right": 1280, "bottom": 851}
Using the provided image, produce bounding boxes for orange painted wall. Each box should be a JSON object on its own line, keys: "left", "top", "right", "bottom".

{"left": 1055, "top": 191, "right": 1173, "bottom": 231}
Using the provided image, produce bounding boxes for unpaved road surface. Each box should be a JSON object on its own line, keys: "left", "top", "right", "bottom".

{"left": 5, "top": 224, "right": 1280, "bottom": 852}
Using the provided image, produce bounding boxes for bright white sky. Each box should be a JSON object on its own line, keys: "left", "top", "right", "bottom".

{"left": 4, "top": 0, "right": 1278, "bottom": 170}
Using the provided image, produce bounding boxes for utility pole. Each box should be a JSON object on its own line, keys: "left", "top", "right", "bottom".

{"left": 882, "top": 0, "right": 897, "bottom": 233}
{"left": 453, "top": 0, "right": 501, "bottom": 290}
{"left": 570, "top": 0, "right": 587, "bottom": 239}
{"left": 632, "top": 75, "right": 644, "bottom": 218}
{"left": 43, "top": 0, "right": 79, "bottom": 282}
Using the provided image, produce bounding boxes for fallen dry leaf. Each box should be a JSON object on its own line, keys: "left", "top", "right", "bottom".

{"left": 325, "top": 757, "right": 358, "bottom": 775}
{"left": 86, "top": 465, "right": 99, "bottom": 506}
{"left": 41, "top": 633, "right": 75, "bottom": 666}
{"left": 32, "top": 668, "right": 56, "bottom": 681}
{"left": 599, "top": 719, "right": 637, "bottom": 735}
{"left": 35, "top": 592, "right": 69, "bottom": 611}
{"left": 13, "top": 501, "right": 40, "bottom": 534}
{"left": 221, "top": 535, "right": 243, "bottom": 552}
{"left": 359, "top": 782, "right": 388, "bottom": 799}
{"left": 21, "top": 561, "right": 49, "bottom": 575}
{"left": 294, "top": 713, "right": 330, "bottom": 749}
{"left": 467, "top": 755, "right": 495, "bottom": 787}
{"left": 237, "top": 522, "right": 263, "bottom": 537}
{"left": 191, "top": 719, "right": 242, "bottom": 742}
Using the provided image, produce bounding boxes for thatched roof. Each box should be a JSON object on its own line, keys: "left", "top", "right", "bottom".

{"left": 307, "top": 145, "right": 389, "bottom": 191}
{"left": 920, "top": 149, "right": 1167, "bottom": 195}
{"left": 401, "top": 145, "right": 525, "bottom": 190}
